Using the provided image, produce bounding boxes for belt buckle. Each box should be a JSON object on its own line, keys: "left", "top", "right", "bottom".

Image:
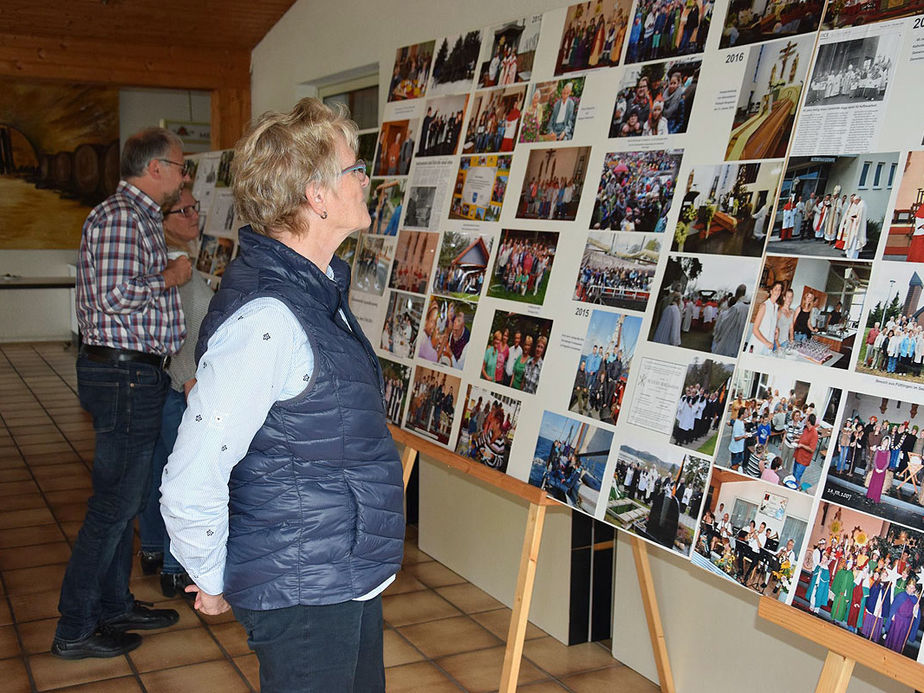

{"left": 159, "top": 355, "right": 171, "bottom": 370}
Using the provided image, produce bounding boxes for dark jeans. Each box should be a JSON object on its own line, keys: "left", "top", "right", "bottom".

{"left": 139, "top": 386, "right": 186, "bottom": 574}
{"left": 55, "top": 356, "right": 168, "bottom": 642}
{"left": 233, "top": 596, "right": 386, "bottom": 692}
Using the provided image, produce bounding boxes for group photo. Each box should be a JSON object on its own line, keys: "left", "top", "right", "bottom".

{"left": 366, "top": 178, "right": 406, "bottom": 236}
{"left": 529, "top": 411, "right": 615, "bottom": 514}
{"left": 426, "top": 30, "right": 483, "bottom": 96}
{"left": 714, "top": 367, "right": 839, "bottom": 495}
{"left": 480, "top": 310, "right": 552, "bottom": 394}
{"left": 649, "top": 253, "right": 759, "bottom": 357}
{"left": 804, "top": 35, "right": 896, "bottom": 108}
{"left": 670, "top": 356, "right": 732, "bottom": 456}
{"left": 462, "top": 85, "right": 527, "bottom": 154}
{"left": 405, "top": 365, "right": 461, "bottom": 446}
{"left": 379, "top": 357, "right": 412, "bottom": 425}
{"left": 416, "top": 295, "right": 475, "bottom": 371}
{"left": 673, "top": 160, "right": 784, "bottom": 257}
{"left": 449, "top": 154, "right": 511, "bottom": 222}
{"left": 590, "top": 149, "right": 683, "bottom": 233}
{"left": 747, "top": 255, "right": 871, "bottom": 368}
{"left": 476, "top": 15, "right": 542, "bottom": 87}
{"left": 719, "top": 0, "right": 822, "bottom": 48}
{"left": 606, "top": 442, "right": 710, "bottom": 557}
{"left": 372, "top": 119, "right": 419, "bottom": 176}
{"left": 388, "top": 229, "right": 438, "bottom": 295}
{"left": 570, "top": 310, "right": 642, "bottom": 427}
{"left": 624, "top": 0, "right": 713, "bottom": 64}
{"left": 882, "top": 152, "right": 924, "bottom": 263}
{"left": 519, "top": 78, "right": 585, "bottom": 143}
{"left": 417, "top": 94, "right": 469, "bottom": 158}
{"left": 353, "top": 234, "right": 395, "bottom": 296}
{"left": 379, "top": 290, "right": 424, "bottom": 360}
{"left": 516, "top": 146, "right": 591, "bottom": 222}
{"left": 692, "top": 467, "right": 812, "bottom": 599}
{"left": 486, "top": 228, "right": 558, "bottom": 306}
{"left": 793, "top": 502, "right": 924, "bottom": 660}
{"left": 770, "top": 152, "right": 897, "bottom": 259}
{"left": 822, "top": 390, "right": 924, "bottom": 532}
{"left": 574, "top": 232, "right": 659, "bottom": 312}
{"left": 387, "top": 40, "right": 434, "bottom": 102}
{"left": 455, "top": 383, "right": 522, "bottom": 473}
{"left": 431, "top": 230, "right": 493, "bottom": 301}
{"left": 609, "top": 58, "right": 700, "bottom": 137}
{"left": 554, "top": 0, "right": 632, "bottom": 75}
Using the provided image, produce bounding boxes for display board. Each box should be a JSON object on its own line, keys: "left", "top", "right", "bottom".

{"left": 350, "top": 0, "right": 924, "bottom": 666}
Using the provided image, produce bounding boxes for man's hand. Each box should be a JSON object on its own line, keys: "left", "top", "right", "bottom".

{"left": 163, "top": 256, "right": 193, "bottom": 288}
{"left": 185, "top": 585, "right": 231, "bottom": 615}
{"left": 183, "top": 377, "right": 196, "bottom": 400}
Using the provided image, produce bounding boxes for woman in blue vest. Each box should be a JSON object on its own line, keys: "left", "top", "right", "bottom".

{"left": 161, "top": 98, "right": 404, "bottom": 692}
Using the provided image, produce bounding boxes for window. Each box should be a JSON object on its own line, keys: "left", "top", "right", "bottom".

{"left": 780, "top": 516, "right": 807, "bottom": 557}
{"left": 311, "top": 71, "right": 379, "bottom": 175}
{"left": 888, "top": 162, "right": 897, "bottom": 187}
{"left": 858, "top": 161, "right": 871, "bottom": 189}
{"left": 731, "top": 499, "right": 757, "bottom": 531}
{"left": 873, "top": 162, "right": 884, "bottom": 188}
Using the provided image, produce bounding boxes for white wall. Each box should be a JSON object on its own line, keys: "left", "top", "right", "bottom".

{"left": 119, "top": 88, "right": 211, "bottom": 149}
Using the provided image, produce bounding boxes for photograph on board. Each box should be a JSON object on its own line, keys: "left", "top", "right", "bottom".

{"left": 606, "top": 441, "right": 711, "bottom": 557}
{"left": 670, "top": 355, "right": 733, "bottom": 456}
{"left": 529, "top": 411, "right": 614, "bottom": 515}
{"left": 379, "top": 357, "right": 412, "bottom": 426}
{"left": 569, "top": 310, "right": 643, "bottom": 427}
{"left": 770, "top": 152, "right": 897, "bottom": 260}
{"left": 387, "top": 41, "right": 434, "bottom": 102}
{"left": 590, "top": 149, "right": 683, "bottom": 233}
{"left": 725, "top": 35, "right": 814, "bottom": 161}
{"left": 516, "top": 146, "right": 591, "bottom": 222}
{"left": 379, "top": 290, "right": 424, "bottom": 360}
{"left": 487, "top": 228, "right": 558, "bottom": 306}
{"left": 609, "top": 57, "right": 700, "bottom": 137}
{"left": 449, "top": 154, "right": 512, "bottom": 222}
{"left": 388, "top": 230, "right": 438, "bottom": 295}
{"left": 649, "top": 253, "right": 760, "bottom": 357}
{"left": 719, "top": 0, "right": 822, "bottom": 49}
{"left": 625, "top": 0, "right": 715, "bottom": 64}
{"left": 804, "top": 34, "right": 897, "bottom": 109}
{"left": 692, "top": 467, "right": 812, "bottom": 600}
{"left": 477, "top": 15, "right": 542, "bottom": 87}
{"left": 792, "top": 501, "right": 924, "bottom": 661}
{"left": 481, "top": 310, "right": 553, "bottom": 394}
{"left": 822, "top": 390, "right": 924, "bottom": 532}
{"left": 417, "top": 94, "right": 469, "bottom": 158}
{"left": 882, "top": 152, "right": 924, "bottom": 263}
{"left": 402, "top": 185, "right": 438, "bottom": 230}
{"left": 405, "top": 365, "right": 461, "bottom": 446}
{"left": 334, "top": 232, "right": 358, "bottom": 268}
{"left": 431, "top": 230, "right": 493, "bottom": 301}
{"left": 673, "top": 160, "right": 784, "bottom": 257}
{"left": 574, "top": 232, "right": 660, "bottom": 312}
{"left": 518, "top": 78, "right": 585, "bottom": 144}
{"left": 353, "top": 234, "right": 395, "bottom": 297}
{"left": 746, "top": 255, "right": 871, "bottom": 368}
{"left": 427, "top": 30, "right": 484, "bottom": 97}
{"left": 554, "top": 0, "right": 632, "bottom": 75}
{"left": 373, "top": 119, "right": 419, "bottom": 176}
{"left": 822, "top": 0, "right": 924, "bottom": 29}
{"left": 416, "top": 294, "right": 475, "bottom": 371}
{"left": 367, "top": 178, "right": 406, "bottom": 236}
{"left": 462, "top": 85, "right": 528, "bottom": 154}
{"left": 455, "top": 383, "right": 522, "bottom": 473}
{"left": 714, "top": 367, "right": 840, "bottom": 495}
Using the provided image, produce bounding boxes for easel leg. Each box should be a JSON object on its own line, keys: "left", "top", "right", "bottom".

{"left": 499, "top": 502, "right": 547, "bottom": 693}
{"left": 631, "top": 536, "right": 676, "bottom": 693}
{"left": 815, "top": 651, "right": 855, "bottom": 693}
{"left": 400, "top": 444, "right": 417, "bottom": 490}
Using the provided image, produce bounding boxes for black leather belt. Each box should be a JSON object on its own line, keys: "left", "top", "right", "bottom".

{"left": 80, "top": 344, "right": 171, "bottom": 370}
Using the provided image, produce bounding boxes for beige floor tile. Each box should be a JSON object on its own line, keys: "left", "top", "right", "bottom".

{"left": 233, "top": 652, "right": 260, "bottom": 689}
{"left": 197, "top": 607, "right": 238, "bottom": 625}
{"left": 0, "top": 456, "right": 26, "bottom": 470}
{"left": 52, "top": 503, "right": 88, "bottom": 523}
{"left": 128, "top": 626, "right": 223, "bottom": 672}
{"left": 403, "top": 560, "right": 467, "bottom": 587}
{"left": 0, "top": 524, "right": 64, "bottom": 549}
{"left": 437, "top": 645, "right": 549, "bottom": 692}
{"left": 518, "top": 681, "right": 569, "bottom": 691}
{"left": 32, "top": 462, "right": 87, "bottom": 479}
{"left": 44, "top": 489, "right": 92, "bottom": 507}
{"left": 383, "top": 627, "right": 426, "bottom": 667}
{"left": 560, "top": 664, "right": 660, "bottom": 692}
{"left": 0, "top": 597, "right": 14, "bottom": 625}
{"left": 0, "top": 507, "right": 55, "bottom": 529}
{"left": 60, "top": 521, "right": 83, "bottom": 542}
{"left": 523, "top": 637, "right": 618, "bottom": 678}
{"left": 398, "top": 615, "right": 502, "bottom": 658}
{"left": 3, "top": 563, "right": 68, "bottom": 595}
{"left": 210, "top": 620, "right": 252, "bottom": 657}
{"left": 18, "top": 442, "right": 74, "bottom": 456}
{"left": 470, "top": 607, "right": 548, "bottom": 642}
{"left": 0, "top": 623, "right": 21, "bottom": 658}
{"left": 25, "top": 451, "right": 83, "bottom": 466}
{"left": 383, "top": 589, "right": 462, "bottom": 627}
{"left": 384, "top": 569, "right": 428, "bottom": 596}
{"left": 140, "top": 660, "right": 251, "bottom": 693}
{"left": 0, "top": 542, "right": 71, "bottom": 570}
{"left": 53, "top": 676, "right": 143, "bottom": 692}
{"left": 435, "top": 582, "right": 504, "bottom": 614}
{"left": 385, "top": 661, "right": 462, "bottom": 692}
{"left": 29, "top": 651, "right": 132, "bottom": 691}
{"left": 0, "top": 655, "right": 31, "bottom": 693}
{"left": 16, "top": 616, "right": 57, "bottom": 653}
{"left": 12, "top": 432, "right": 67, "bottom": 446}
{"left": 9, "top": 589, "right": 61, "bottom": 623}
{"left": 401, "top": 541, "right": 433, "bottom": 566}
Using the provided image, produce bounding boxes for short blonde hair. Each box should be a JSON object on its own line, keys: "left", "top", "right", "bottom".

{"left": 232, "top": 98, "right": 359, "bottom": 236}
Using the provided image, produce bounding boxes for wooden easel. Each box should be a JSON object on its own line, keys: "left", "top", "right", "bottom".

{"left": 389, "top": 425, "right": 675, "bottom": 692}
{"left": 758, "top": 596, "right": 924, "bottom": 692}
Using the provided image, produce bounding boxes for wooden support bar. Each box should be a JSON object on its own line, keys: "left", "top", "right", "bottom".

{"left": 630, "top": 536, "right": 676, "bottom": 693}
{"left": 400, "top": 443, "right": 417, "bottom": 490}
{"left": 500, "top": 501, "right": 547, "bottom": 693}
{"left": 816, "top": 651, "right": 855, "bottom": 693}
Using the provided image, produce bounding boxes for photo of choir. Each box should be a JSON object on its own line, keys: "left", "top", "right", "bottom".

{"left": 481, "top": 311, "right": 552, "bottom": 394}
{"left": 574, "top": 232, "right": 659, "bottom": 312}
{"left": 554, "top": 0, "right": 632, "bottom": 75}
{"left": 590, "top": 149, "right": 683, "bottom": 233}
{"left": 387, "top": 41, "right": 434, "bottom": 102}
{"left": 379, "top": 290, "right": 424, "bottom": 360}
{"left": 804, "top": 37, "right": 895, "bottom": 107}
{"left": 379, "top": 357, "right": 411, "bottom": 425}
{"left": 476, "top": 15, "right": 542, "bottom": 87}
{"left": 455, "top": 384, "right": 522, "bottom": 473}
{"left": 416, "top": 295, "right": 475, "bottom": 371}
{"left": 366, "top": 178, "right": 406, "bottom": 236}
{"left": 609, "top": 58, "right": 700, "bottom": 137}
{"left": 486, "top": 228, "right": 558, "bottom": 306}
{"left": 670, "top": 356, "right": 732, "bottom": 456}
{"left": 625, "top": 0, "right": 713, "bottom": 63}
{"left": 417, "top": 94, "right": 469, "bottom": 158}
{"left": 719, "top": 0, "right": 822, "bottom": 49}
{"left": 518, "top": 78, "right": 585, "bottom": 143}
{"left": 388, "top": 230, "right": 438, "bottom": 295}
{"left": 516, "top": 146, "right": 591, "bottom": 222}
{"left": 462, "top": 85, "right": 527, "bottom": 154}
{"left": 405, "top": 365, "right": 461, "bottom": 446}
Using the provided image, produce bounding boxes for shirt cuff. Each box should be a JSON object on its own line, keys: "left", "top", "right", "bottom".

{"left": 188, "top": 566, "right": 225, "bottom": 597}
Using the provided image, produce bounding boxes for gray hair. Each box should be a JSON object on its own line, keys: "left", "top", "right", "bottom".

{"left": 121, "top": 127, "right": 183, "bottom": 179}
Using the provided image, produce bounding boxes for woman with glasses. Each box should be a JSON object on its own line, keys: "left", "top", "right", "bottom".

{"left": 161, "top": 99, "right": 403, "bottom": 692}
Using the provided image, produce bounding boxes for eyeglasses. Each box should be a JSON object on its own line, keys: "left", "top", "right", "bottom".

{"left": 340, "top": 159, "right": 368, "bottom": 180}
{"left": 158, "top": 158, "right": 192, "bottom": 176}
{"left": 165, "top": 201, "right": 200, "bottom": 217}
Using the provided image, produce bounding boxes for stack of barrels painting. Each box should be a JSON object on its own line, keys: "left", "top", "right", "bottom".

{"left": 0, "top": 124, "right": 119, "bottom": 205}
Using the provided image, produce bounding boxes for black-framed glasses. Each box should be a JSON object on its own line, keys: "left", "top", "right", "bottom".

{"left": 165, "top": 201, "right": 200, "bottom": 217}
{"left": 158, "top": 158, "right": 192, "bottom": 176}
{"left": 340, "top": 159, "right": 368, "bottom": 180}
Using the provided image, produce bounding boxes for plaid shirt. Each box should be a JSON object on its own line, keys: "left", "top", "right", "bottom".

{"left": 76, "top": 181, "right": 185, "bottom": 355}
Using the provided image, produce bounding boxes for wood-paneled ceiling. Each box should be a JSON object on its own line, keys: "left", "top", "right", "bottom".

{"left": 0, "top": 0, "right": 298, "bottom": 49}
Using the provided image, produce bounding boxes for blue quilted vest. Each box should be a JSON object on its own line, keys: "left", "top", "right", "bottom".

{"left": 196, "top": 227, "right": 405, "bottom": 610}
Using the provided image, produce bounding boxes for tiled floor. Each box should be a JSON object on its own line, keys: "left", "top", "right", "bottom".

{"left": 0, "top": 342, "right": 659, "bottom": 692}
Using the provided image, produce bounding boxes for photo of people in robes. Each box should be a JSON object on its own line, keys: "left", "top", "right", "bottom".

{"left": 570, "top": 310, "right": 643, "bottom": 427}
{"left": 883, "top": 152, "right": 924, "bottom": 263}
{"left": 625, "top": 0, "right": 714, "bottom": 64}
{"left": 606, "top": 442, "right": 710, "bottom": 557}
{"left": 590, "top": 150, "right": 683, "bottom": 233}
{"left": 649, "top": 253, "right": 760, "bottom": 356}
{"left": 609, "top": 58, "right": 700, "bottom": 137}
{"left": 378, "top": 357, "right": 412, "bottom": 426}
{"left": 416, "top": 94, "right": 469, "bottom": 158}
{"left": 519, "top": 78, "right": 585, "bottom": 143}
{"left": 416, "top": 295, "right": 474, "bottom": 372}
{"left": 462, "top": 85, "right": 527, "bottom": 155}
{"left": 529, "top": 411, "right": 614, "bottom": 514}
{"left": 372, "top": 119, "right": 419, "bottom": 177}
{"left": 822, "top": 391, "right": 924, "bottom": 532}
{"left": 692, "top": 467, "right": 812, "bottom": 598}
{"left": 670, "top": 356, "right": 732, "bottom": 456}
{"left": 476, "top": 16, "right": 542, "bottom": 87}
{"left": 379, "top": 290, "right": 424, "bottom": 361}
{"left": 574, "top": 232, "right": 659, "bottom": 312}
{"left": 804, "top": 36, "right": 895, "bottom": 108}
{"left": 487, "top": 228, "right": 559, "bottom": 306}
{"left": 792, "top": 502, "right": 924, "bottom": 660}
{"left": 674, "top": 160, "right": 783, "bottom": 257}
{"left": 388, "top": 230, "right": 438, "bottom": 295}
{"left": 387, "top": 41, "right": 434, "bottom": 102}
{"left": 405, "top": 365, "right": 461, "bottom": 446}
{"left": 554, "top": 0, "right": 632, "bottom": 75}
{"left": 770, "top": 152, "right": 897, "bottom": 259}
{"left": 715, "top": 368, "right": 839, "bottom": 495}
{"left": 366, "top": 178, "right": 406, "bottom": 236}
{"left": 455, "top": 384, "right": 522, "bottom": 473}
{"left": 516, "top": 146, "right": 591, "bottom": 222}
{"left": 426, "top": 30, "right": 483, "bottom": 97}
{"left": 720, "top": 0, "right": 821, "bottom": 48}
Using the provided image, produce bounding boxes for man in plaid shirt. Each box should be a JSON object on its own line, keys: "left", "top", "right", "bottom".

{"left": 53, "top": 127, "right": 193, "bottom": 660}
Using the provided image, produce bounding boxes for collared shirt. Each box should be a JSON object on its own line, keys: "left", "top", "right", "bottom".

{"left": 76, "top": 181, "right": 185, "bottom": 355}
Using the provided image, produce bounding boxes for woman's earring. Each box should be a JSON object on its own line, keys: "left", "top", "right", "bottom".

{"left": 320, "top": 211, "right": 328, "bottom": 219}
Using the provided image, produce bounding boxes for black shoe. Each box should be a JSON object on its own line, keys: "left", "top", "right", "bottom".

{"left": 101, "top": 600, "right": 179, "bottom": 632}
{"left": 51, "top": 630, "right": 142, "bottom": 660}
{"left": 139, "top": 551, "right": 163, "bottom": 576}
{"left": 161, "top": 572, "right": 196, "bottom": 599}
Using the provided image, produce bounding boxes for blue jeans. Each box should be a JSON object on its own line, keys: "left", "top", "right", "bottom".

{"left": 139, "top": 387, "right": 186, "bottom": 574}
{"left": 55, "top": 357, "right": 168, "bottom": 642}
{"left": 793, "top": 461, "right": 807, "bottom": 484}
{"left": 888, "top": 355, "right": 897, "bottom": 373}
{"left": 233, "top": 596, "right": 385, "bottom": 692}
